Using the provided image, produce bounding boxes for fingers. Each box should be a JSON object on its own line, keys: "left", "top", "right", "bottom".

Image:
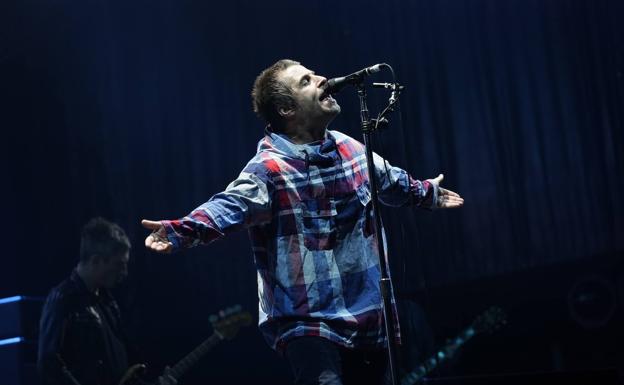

{"left": 142, "top": 219, "right": 173, "bottom": 253}
{"left": 441, "top": 198, "right": 464, "bottom": 208}
{"left": 145, "top": 234, "right": 154, "bottom": 247}
{"left": 429, "top": 174, "right": 464, "bottom": 209}
{"left": 438, "top": 200, "right": 463, "bottom": 208}
{"left": 145, "top": 235, "right": 173, "bottom": 253}
{"left": 439, "top": 187, "right": 461, "bottom": 198}
{"left": 431, "top": 173, "right": 444, "bottom": 185}
{"left": 437, "top": 188, "right": 464, "bottom": 208}
{"left": 141, "top": 219, "right": 162, "bottom": 230}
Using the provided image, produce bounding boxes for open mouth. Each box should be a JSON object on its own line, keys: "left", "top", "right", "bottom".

{"left": 319, "top": 90, "right": 335, "bottom": 104}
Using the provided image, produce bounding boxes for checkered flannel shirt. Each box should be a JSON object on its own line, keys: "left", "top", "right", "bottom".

{"left": 162, "top": 130, "right": 438, "bottom": 351}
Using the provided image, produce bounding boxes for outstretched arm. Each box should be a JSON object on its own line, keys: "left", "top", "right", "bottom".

{"left": 142, "top": 169, "right": 272, "bottom": 254}
{"left": 373, "top": 153, "right": 463, "bottom": 209}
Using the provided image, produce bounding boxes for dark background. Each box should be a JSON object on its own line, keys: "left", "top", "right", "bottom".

{"left": 1, "top": 0, "right": 623, "bottom": 383}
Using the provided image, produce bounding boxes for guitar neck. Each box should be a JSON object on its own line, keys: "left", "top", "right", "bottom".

{"left": 401, "top": 327, "right": 476, "bottom": 385}
{"left": 169, "top": 333, "right": 222, "bottom": 379}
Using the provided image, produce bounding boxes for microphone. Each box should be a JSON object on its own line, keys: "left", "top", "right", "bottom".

{"left": 324, "top": 64, "right": 383, "bottom": 95}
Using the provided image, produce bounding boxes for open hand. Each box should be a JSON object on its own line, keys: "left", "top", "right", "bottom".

{"left": 429, "top": 174, "right": 464, "bottom": 209}
{"left": 141, "top": 219, "right": 173, "bottom": 253}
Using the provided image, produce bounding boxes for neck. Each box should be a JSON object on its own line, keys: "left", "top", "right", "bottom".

{"left": 76, "top": 263, "right": 99, "bottom": 294}
{"left": 283, "top": 122, "right": 327, "bottom": 144}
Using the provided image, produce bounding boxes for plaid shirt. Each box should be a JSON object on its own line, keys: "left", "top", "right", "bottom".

{"left": 162, "top": 130, "right": 438, "bottom": 351}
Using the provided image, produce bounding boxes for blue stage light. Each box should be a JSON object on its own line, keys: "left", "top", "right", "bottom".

{"left": 0, "top": 337, "right": 24, "bottom": 346}
{"left": 0, "top": 296, "right": 23, "bottom": 305}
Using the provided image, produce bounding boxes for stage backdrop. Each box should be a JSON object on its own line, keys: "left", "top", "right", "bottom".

{"left": 1, "top": 0, "right": 623, "bottom": 383}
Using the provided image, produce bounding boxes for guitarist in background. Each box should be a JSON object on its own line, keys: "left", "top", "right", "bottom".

{"left": 37, "top": 217, "right": 176, "bottom": 385}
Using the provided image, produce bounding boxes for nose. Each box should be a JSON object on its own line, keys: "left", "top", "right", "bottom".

{"left": 317, "top": 75, "right": 327, "bottom": 88}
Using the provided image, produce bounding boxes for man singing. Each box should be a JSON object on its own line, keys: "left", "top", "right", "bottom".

{"left": 142, "top": 59, "right": 463, "bottom": 385}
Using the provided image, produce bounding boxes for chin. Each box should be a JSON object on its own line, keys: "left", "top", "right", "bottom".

{"left": 327, "top": 106, "right": 341, "bottom": 120}
{"left": 104, "top": 277, "right": 125, "bottom": 289}
{"left": 322, "top": 104, "right": 340, "bottom": 116}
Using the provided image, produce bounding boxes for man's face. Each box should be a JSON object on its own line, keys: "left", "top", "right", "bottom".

{"left": 278, "top": 64, "right": 341, "bottom": 127}
{"left": 95, "top": 251, "right": 129, "bottom": 288}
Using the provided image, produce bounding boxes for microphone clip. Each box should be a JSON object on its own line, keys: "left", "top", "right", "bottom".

{"left": 371, "top": 117, "right": 390, "bottom": 131}
{"left": 372, "top": 82, "right": 404, "bottom": 105}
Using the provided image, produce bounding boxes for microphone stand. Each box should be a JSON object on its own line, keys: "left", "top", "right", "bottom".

{"left": 356, "top": 80, "right": 401, "bottom": 385}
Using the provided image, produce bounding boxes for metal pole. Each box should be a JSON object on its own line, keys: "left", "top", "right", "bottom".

{"left": 357, "top": 84, "right": 399, "bottom": 385}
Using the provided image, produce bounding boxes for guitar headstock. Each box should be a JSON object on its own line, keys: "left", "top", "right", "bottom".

{"left": 472, "top": 306, "right": 507, "bottom": 334}
{"left": 208, "top": 305, "right": 252, "bottom": 340}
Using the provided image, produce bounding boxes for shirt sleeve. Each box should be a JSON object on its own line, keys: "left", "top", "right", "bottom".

{"left": 162, "top": 167, "right": 273, "bottom": 250}
{"left": 372, "top": 152, "right": 439, "bottom": 209}
{"left": 37, "top": 291, "right": 72, "bottom": 385}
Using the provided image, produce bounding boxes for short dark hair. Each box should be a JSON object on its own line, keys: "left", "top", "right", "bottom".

{"left": 79, "top": 217, "right": 131, "bottom": 262}
{"left": 251, "top": 59, "right": 299, "bottom": 131}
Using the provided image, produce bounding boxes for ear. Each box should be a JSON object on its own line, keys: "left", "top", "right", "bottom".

{"left": 278, "top": 106, "right": 295, "bottom": 119}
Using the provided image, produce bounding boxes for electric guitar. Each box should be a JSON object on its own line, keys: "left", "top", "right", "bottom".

{"left": 119, "top": 305, "right": 252, "bottom": 385}
{"left": 400, "top": 306, "right": 507, "bottom": 385}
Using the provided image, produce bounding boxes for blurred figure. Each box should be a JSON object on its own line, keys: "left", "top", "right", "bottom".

{"left": 38, "top": 217, "right": 134, "bottom": 385}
